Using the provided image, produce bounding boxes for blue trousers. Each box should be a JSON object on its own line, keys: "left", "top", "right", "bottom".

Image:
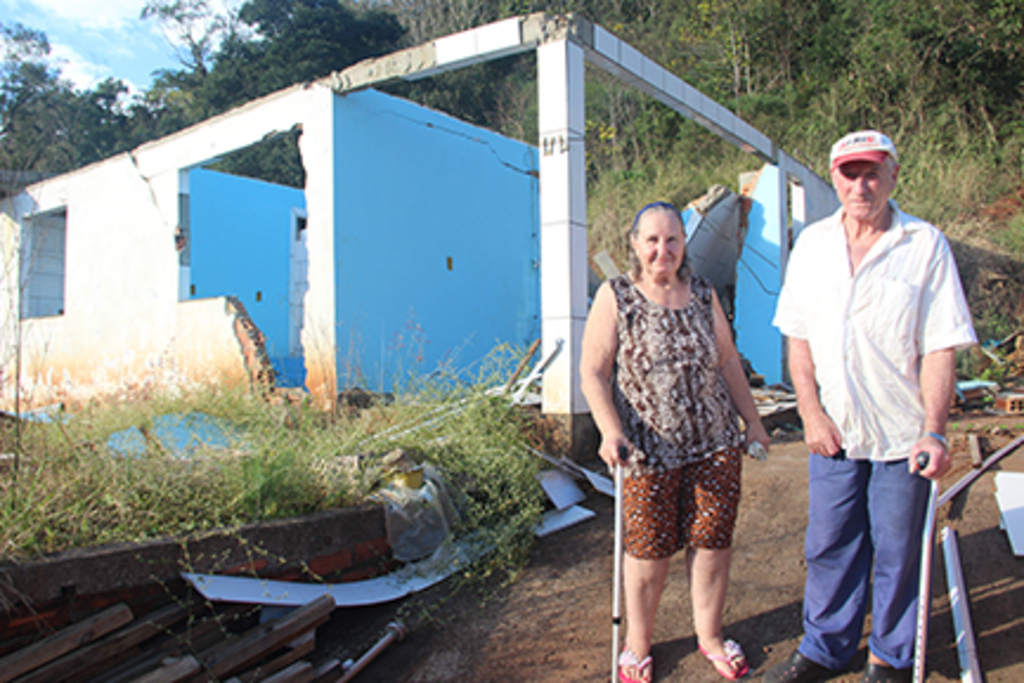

{"left": 797, "top": 453, "right": 931, "bottom": 670}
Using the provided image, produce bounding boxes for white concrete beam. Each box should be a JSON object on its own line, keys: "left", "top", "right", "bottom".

{"left": 131, "top": 85, "right": 320, "bottom": 178}
{"left": 583, "top": 23, "right": 774, "bottom": 161}
{"left": 330, "top": 13, "right": 569, "bottom": 93}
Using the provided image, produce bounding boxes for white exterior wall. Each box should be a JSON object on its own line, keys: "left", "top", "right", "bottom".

{"left": 0, "top": 84, "right": 337, "bottom": 409}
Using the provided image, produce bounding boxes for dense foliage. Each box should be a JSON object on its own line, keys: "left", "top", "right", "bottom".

{"left": 2, "top": 0, "right": 1023, "bottom": 334}
{"left": 4, "top": 1, "right": 1023, "bottom": 182}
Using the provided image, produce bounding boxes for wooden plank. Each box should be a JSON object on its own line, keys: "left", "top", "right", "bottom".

{"left": 262, "top": 661, "right": 315, "bottom": 683}
{"left": 131, "top": 655, "right": 201, "bottom": 683}
{"left": 17, "top": 601, "right": 190, "bottom": 683}
{"left": 503, "top": 339, "right": 541, "bottom": 394}
{"left": 102, "top": 605, "right": 252, "bottom": 683}
{"left": 968, "top": 433, "right": 986, "bottom": 468}
{"left": 311, "top": 659, "right": 344, "bottom": 683}
{"left": 0, "top": 602, "right": 133, "bottom": 683}
{"left": 230, "top": 634, "right": 316, "bottom": 683}
{"left": 198, "top": 595, "right": 334, "bottom": 679}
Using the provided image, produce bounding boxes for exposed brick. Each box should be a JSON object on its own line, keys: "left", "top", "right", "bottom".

{"left": 222, "top": 559, "right": 269, "bottom": 576}
{"left": 353, "top": 538, "right": 389, "bottom": 566}
{"left": 996, "top": 393, "right": 1024, "bottom": 414}
{"left": 307, "top": 549, "right": 353, "bottom": 578}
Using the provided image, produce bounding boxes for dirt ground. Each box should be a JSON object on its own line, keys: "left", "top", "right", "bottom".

{"left": 313, "top": 413, "right": 1024, "bottom": 682}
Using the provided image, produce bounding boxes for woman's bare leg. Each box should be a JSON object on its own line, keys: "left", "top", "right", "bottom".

{"left": 622, "top": 555, "right": 670, "bottom": 680}
{"left": 688, "top": 547, "right": 743, "bottom": 675}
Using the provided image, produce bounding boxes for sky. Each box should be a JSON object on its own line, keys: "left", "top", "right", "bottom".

{"left": 2, "top": 0, "right": 238, "bottom": 94}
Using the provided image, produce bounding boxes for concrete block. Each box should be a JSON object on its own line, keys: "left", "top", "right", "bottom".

{"left": 619, "top": 41, "right": 643, "bottom": 79}
{"left": 734, "top": 118, "right": 772, "bottom": 157}
{"left": 0, "top": 504, "right": 387, "bottom": 625}
{"left": 537, "top": 43, "right": 569, "bottom": 135}
{"left": 680, "top": 80, "right": 703, "bottom": 112}
{"left": 567, "top": 43, "right": 586, "bottom": 132}
{"left": 540, "top": 317, "right": 586, "bottom": 415}
{"left": 570, "top": 225, "right": 589, "bottom": 317}
{"left": 540, "top": 223, "right": 572, "bottom": 320}
{"left": 567, "top": 139, "right": 587, "bottom": 218}
{"left": 539, "top": 149, "right": 571, "bottom": 224}
{"left": 701, "top": 98, "right": 735, "bottom": 136}
{"left": 664, "top": 72, "right": 685, "bottom": 104}
{"left": 593, "top": 25, "right": 620, "bottom": 62}
{"left": 475, "top": 16, "right": 523, "bottom": 53}
{"left": 434, "top": 29, "right": 476, "bottom": 65}
{"left": 640, "top": 56, "right": 665, "bottom": 91}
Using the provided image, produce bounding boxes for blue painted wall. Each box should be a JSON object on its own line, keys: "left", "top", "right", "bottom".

{"left": 331, "top": 90, "right": 540, "bottom": 391}
{"left": 735, "top": 165, "right": 784, "bottom": 384}
{"left": 188, "top": 167, "right": 306, "bottom": 385}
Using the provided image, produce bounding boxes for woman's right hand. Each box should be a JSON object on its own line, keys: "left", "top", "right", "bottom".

{"left": 599, "top": 434, "right": 635, "bottom": 471}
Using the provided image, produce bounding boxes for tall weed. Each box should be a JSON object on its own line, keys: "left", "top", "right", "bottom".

{"left": 0, "top": 347, "right": 543, "bottom": 576}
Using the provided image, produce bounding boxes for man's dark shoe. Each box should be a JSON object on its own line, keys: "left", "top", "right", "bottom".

{"left": 860, "top": 662, "right": 911, "bottom": 683}
{"left": 762, "top": 650, "right": 833, "bottom": 683}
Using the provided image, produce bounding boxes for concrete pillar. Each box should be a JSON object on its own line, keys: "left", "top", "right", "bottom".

{"left": 537, "top": 39, "right": 595, "bottom": 457}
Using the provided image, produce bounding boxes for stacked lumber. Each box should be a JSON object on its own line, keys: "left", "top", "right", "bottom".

{"left": 0, "top": 595, "right": 339, "bottom": 682}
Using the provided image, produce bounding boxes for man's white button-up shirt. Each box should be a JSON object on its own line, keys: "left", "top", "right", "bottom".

{"left": 773, "top": 202, "right": 976, "bottom": 461}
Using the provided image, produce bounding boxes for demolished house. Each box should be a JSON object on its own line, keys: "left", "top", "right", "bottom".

{"left": 1, "top": 12, "right": 837, "bottom": 445}
{"left": 5, "top": 13, "right": 1022, "bottom": 683}
{"left": 1, "top": 86, "right": 539, "bottom": 413}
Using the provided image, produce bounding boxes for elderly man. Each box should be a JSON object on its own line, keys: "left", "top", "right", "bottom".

{"left": 766, "top": 131, "right": 976, "bottom": 683}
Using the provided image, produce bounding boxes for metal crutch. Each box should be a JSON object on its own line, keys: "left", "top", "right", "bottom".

{"left": 611, "top": 447, "right": 626, "bottom": 683}
{"left": 913, "top": 453, "right": 940, "bottom": 683}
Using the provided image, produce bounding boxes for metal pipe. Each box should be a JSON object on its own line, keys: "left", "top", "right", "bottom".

{"left": 938, "top": 434, "right": 1024, "bottom": 508}
{"left": 941, "top": 527, "right": 983, "bottom": 683}
{"left": 512, "top": 338, "right": 563, "bottom": 404}
{"left": 611, "top": 461, "right": 624, "bottom": 683}
{"left": 338, "top": 621, "right": 407, "bottom": 683}
{"left": 913, "top": 480, "right": 940, "bottom": 683}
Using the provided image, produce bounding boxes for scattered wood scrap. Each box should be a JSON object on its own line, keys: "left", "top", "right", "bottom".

{"left": 0, "top": 602, "right": 133, "bottom": 683}
{"left": 0, "top": 594, "right": 337, "bottom": 682}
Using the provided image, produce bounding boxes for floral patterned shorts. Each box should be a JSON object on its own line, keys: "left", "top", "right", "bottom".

{"left": 622, "top": 447, "right": 742, "bottom": 559}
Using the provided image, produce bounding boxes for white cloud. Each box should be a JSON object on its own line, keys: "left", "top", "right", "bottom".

{"left": 49, "top": 41, "right": 111, "bottom": 89}
{"left": 4, "top": 0, "right": 244, "bottom": 93}
{"left": 30, "top": 0, "right": 146, "bottom": 31}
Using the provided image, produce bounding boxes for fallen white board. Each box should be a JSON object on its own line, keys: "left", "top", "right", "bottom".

{"left": 183, "top": 541, "right": 481, "bottom": 607}
{"left": 581, "top": 467, "right": 615, "bottom": 498}
{"left": 994, "top": 472, "right": 1024, "bottom": 556}
{"left": 536, "top": 505, "right": 596, "bottom": 537}
{"left": 526, "top": 446, "right": 614, "bottom": 497}
{"left": 538, "top": 469, "right": 587, "bottom": 510}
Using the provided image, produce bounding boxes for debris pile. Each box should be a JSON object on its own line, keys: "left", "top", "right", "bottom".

{"left": 0, "top": 596, "right": 333, "bottom": 683}
{"left": 963, "top": 330, "right": 1024, "bottom": 414}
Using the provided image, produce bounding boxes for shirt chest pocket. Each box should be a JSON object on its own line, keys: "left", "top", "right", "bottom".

{"left": 851, "top": 279, "right": 920, "bottom": 359}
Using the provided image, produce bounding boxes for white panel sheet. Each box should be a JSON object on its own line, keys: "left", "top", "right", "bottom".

{"left": 183, "top": 541, "right": 482, "bottom": 607}
{"left": 994, "top": 472, "right": 1024, "bottom": 555}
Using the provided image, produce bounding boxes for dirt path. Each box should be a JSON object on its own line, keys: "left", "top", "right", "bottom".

{"left": 315, "top": 415, "right": 1024, "bottom": 682}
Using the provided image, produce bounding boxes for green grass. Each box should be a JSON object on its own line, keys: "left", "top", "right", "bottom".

{"left": 0, "top": 348, "right": 544, "bottom": 573}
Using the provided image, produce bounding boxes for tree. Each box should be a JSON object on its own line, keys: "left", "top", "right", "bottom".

{"left": 142, "top": 0, "right": 232, "bottom": 78}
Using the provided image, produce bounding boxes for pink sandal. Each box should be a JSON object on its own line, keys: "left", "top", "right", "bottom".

{"left": 698, "top": 639, "right": 750, "bottom": 680}
{"left": 618, "top": 648, "right": 653, "bottom": 683}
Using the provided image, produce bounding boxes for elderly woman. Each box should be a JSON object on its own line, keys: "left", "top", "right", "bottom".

{"left": 581, "top": 201, "right": 770, "bottom": 682}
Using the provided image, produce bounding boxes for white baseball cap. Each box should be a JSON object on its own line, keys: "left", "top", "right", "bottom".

{"left": 829, "top": 130, "right": 898, "bottom": 172}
